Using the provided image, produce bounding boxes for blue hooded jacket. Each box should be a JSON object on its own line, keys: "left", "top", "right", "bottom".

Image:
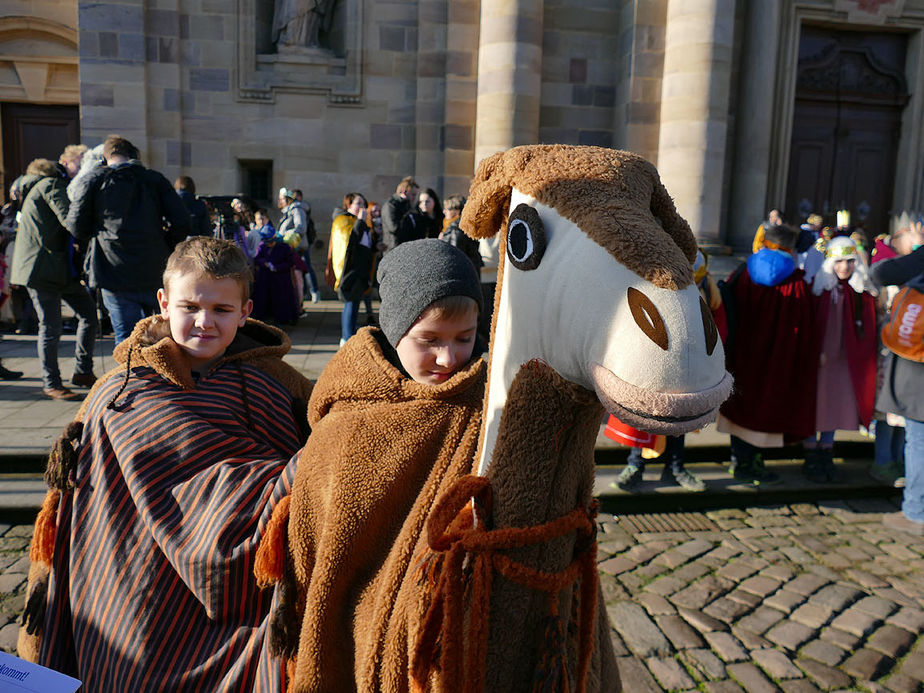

{"left": 746, "top": 248, "right": 795, "bottom": 287}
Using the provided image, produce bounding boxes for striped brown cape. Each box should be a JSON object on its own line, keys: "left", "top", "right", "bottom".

{"left": 19, "top": 317, "right": 312, "bottom": 692}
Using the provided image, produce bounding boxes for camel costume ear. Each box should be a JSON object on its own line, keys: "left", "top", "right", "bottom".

{"left": 461, "top": 145, "right": 696, "bottom": 290}
{"left": 460, "top": 151, "right": 513, "bottom": 241}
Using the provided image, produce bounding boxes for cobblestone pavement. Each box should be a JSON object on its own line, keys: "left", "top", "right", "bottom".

{"left": 3, "top": 497, "right": 924, "bottom": 691}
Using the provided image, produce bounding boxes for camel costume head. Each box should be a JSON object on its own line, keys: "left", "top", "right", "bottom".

{"left": 463, "top": 144, "right": 733, "bottom": 474}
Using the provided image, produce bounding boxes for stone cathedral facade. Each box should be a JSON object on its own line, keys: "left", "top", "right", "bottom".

{"left": 3, "top": 0, "right": 924, "bottom": 250}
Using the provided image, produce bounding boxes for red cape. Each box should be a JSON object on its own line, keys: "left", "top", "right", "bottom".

{"left": 720, "top": 267, "right": 819, "bottom": 440}
{"left": 815, "top": 282, "right": 878, "bottom": 428}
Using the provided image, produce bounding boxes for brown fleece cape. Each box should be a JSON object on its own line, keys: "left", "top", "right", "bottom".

{"left": 260, "top": 327, "right": 485, "bottom": 692}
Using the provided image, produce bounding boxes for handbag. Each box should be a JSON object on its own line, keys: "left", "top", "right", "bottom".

{"left": 881, "top": 274, "right": 924, "bottom": 362}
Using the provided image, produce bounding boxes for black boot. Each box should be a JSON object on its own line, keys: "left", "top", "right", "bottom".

{"left": 613, "top": 447, "right": 645, "bottom": 491}
{"left": 0, "top": 359, "right": 22, "bottom": 380}
{"left": 819, "top": 447, "right": 840, "bottom": 483}
{"left": 803, "top": 447, "right": 826, "bottom": 483}
{"left": 659, "top": 435, "right": 705, "bottom": 491}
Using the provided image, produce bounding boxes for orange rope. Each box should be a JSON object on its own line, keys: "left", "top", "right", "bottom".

{"left": 30, "top": 490, "right": 61, "bottom": 565}
{"left": 411, "top": 475, "right": 598, "bottom": 693}
{"left": 255, "top": 495, "right": 290, "bottom": 588}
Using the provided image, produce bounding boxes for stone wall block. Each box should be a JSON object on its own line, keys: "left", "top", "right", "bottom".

{"left": 181, "top": 41, "right": 200, "bottom": 67}
{"left": 378, "top": 25, "right": 405, "bottom": 52}
{"left": 443, "top": 124, "right": 472, "bottom": 150}
{"left": 80, "top": 3, "right": 144, "bottom": 33}
{"left": 370, "top": 123, "right": 402, "bottom": 150}
{"left": 79, "top": 30, "right": 99, "bottom": 58}
{"left": 189, "top": 68, "right": 228, "bottom": 92}
{"left": 98, "top": 32, "right": 118, "bottom": 59}
{"left": 117, "top": 33, "right": 145, "bottom": 62}
{"left": 163, "top": 88, "right": 179, "bottom": 111}
{"left": 146, "top": 9, "right": 178, "bottom": 36}
{"left": 417, "top": 52, "right": 447, "bottom": 78}
{"left": 189, "top": 15, "right": 224, "bottom": 41}
{"left": 446, "top": 51, "right": 475, "bottom": 77}
{"left": 80, "top": 83, "right": 114, "bottom": 107}
{"left": 571, "top": 85, "right": 593, "bottom": 106}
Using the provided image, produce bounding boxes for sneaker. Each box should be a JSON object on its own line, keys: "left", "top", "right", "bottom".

{"left": 661, "top": 465, "right": 706, "bottom": 492}
{"left": 0, "top": 361, "right": 23, "bottom": 380}
{"left": 869, "top": 461, "right": 904, "bottom": 487}
{"left": 311, "top": 292, "right": 320, "bottom": 304}
{"left": 612, "top": 464, "right": 644, "bottom": 491}
{"left": 43, "top": 387, "right": 84, "bottom": 401}
{"left": 731, "top": 453, "right": 780, "bottom": 485}
{"left": 883, "top": 511, "right": 924, "bottom": 536}
{"left": 71, "top": 372, "right": 97, "bottom": 388}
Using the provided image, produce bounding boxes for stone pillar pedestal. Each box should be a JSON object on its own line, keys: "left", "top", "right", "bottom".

{"left": 473, "top": 0, "right": 543, "bottom": 169}
{"left": 656, "top": 0, "right": 735, "bottom": 245}
{"left": 726, "top": 2, "right": 782, "bottom": 250}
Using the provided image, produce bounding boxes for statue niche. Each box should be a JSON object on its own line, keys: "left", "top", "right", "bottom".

{"left": 272, "top": 0, "right": 338, "bottom": 53}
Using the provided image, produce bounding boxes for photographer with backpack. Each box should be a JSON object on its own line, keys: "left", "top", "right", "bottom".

{"left": 872, "top": 224, "right": 924, "bottom": 535}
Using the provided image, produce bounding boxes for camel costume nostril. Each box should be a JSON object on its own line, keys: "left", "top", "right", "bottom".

{"left": 255, "top": 145, "right": 732, "bottom": 693}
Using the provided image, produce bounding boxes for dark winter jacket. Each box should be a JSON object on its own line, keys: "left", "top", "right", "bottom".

{"left": 9, "top": 164, "right": 78, "bottom": 292}
{"left": 66, "top": 161, "right": 191, "bottom": 291}
{"left": 177, "top": 189, "right": 212, "bottom": 236}
{"left": 871, "top": 247, "right": 924, "bottom": 422}
{"left": 382, "top": 194, "right": 417, "bottom": 248}
{"left": 438, "top": 218, "right": 483, "bottom": 272}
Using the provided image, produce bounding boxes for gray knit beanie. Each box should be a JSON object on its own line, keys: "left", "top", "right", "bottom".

{"left": 377, "top": 239, "right": 483, "bottom": 347}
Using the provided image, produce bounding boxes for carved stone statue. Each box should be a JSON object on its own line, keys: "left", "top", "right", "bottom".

{"left": 272, "top": 0, "right": 336, "bottom": 50}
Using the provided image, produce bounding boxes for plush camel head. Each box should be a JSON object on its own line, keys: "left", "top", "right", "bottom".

{"left": 462, "top": 145, "right": 732, "bottom": 473}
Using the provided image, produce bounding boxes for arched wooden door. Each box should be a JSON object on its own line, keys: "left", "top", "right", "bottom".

{"left": 786, "top": 27, "right": 909, "bottom": 238}
{"left": 1, "top": 103, "right": 79, "bottom": 195}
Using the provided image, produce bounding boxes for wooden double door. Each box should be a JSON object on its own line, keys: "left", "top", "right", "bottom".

{"left": 786, "top": 27, "right": 909, "bottom": 237}
{"left": 1, "top": 102, "right": 80, "bottom": 198}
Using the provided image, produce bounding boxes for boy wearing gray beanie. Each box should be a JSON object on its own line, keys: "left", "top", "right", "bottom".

{"left": 265, "top": 239, "right": 487, "bottom": 684}
{"left": 377, "top": 238, "right": 482, "bottom": 383}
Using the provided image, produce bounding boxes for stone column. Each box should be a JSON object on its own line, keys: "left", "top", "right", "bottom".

{"left": 473, "top": 0, "right": 543, "bottom": 169}
{"left": 656, "top": 0, "right": 735, "bottom": 245}
{"left": 726, "top": 1, "right": 782, "bottom": 250}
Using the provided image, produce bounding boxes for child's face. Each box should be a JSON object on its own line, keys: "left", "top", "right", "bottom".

{"left": 395, "top": 304, "right": 478, "bottom": 385}
{"left": 157, "top": 273, "right": 252, "bottom": 372}
{"left": 255, "top": 212, "right": 267, "bottom": 228}
{"left": 834, "top": 258, "right": 856, "bottom": 281}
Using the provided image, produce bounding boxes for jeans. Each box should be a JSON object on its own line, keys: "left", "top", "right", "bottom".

{"left": 903, "top": 418, "right": 924, "bottom": 521}
{"left": 341, "top": 298, "right": 359, "bottom": 343}
{"left": 101, "top": 288, "right": 158, "bottom": 344}
{"left": 874, "top": 419, "right": 906, "bottom": 467}
{"left": 302, "top": 249, "right": 319, "bottom": 297}
{"left": 27, "top": 284, "right": 98, "bottom": 389}
{"left": 804, "top": 431, "right": 836, "bottom": 448}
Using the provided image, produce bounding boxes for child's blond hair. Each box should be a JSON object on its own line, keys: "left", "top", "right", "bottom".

{"left": 422, "top": 295, "right": 479, "bottom": 323}
{"left": 163, "top": 237, "right": 253, "bottom": 302}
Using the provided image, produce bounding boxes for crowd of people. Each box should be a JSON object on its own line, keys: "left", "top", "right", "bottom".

{"left": 612, "top": 209, "right": 924, "bottom": 518}
{"left": 4, "top": 136, "right": 924, "bottom": 690}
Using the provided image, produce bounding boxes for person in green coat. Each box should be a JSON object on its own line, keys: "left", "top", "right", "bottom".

{"left": 9, "top": 152, "right": 98, "bottom": 401}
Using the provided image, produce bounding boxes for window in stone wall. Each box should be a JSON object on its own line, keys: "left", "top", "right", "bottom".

{"left": 240, "top": 159, "right": 273, "bottom": 205}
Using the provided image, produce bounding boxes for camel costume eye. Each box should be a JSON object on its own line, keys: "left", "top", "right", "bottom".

{"left": 627, "top": 286, "right": 668, "bottom": 350}
{"left": 506, "top": 203, "right": 545, "bottom": 270}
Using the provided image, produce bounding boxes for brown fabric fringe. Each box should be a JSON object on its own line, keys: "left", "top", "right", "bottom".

{"left": 44, "top": 422, "right": 83, "bottom": 491}
{"left": 255, "top": 495, "right": 290, "bottom": 589}
{"left": 410, "top": 475, "right": 599, "bottom": 693}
